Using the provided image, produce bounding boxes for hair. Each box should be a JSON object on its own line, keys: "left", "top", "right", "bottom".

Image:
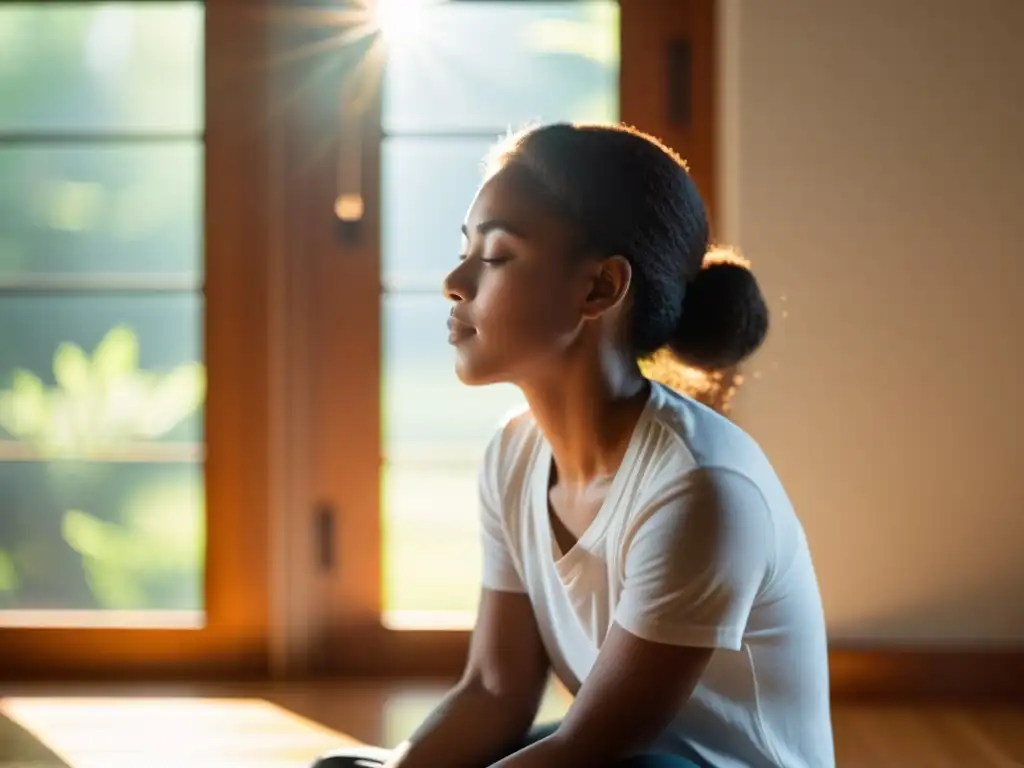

{"left": 485, "top": 123, "right": 769, "bottom": 371}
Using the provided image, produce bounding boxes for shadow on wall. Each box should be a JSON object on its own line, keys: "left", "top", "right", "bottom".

{"left": 827, "top": 560, "right": 1024, "bottom": 647}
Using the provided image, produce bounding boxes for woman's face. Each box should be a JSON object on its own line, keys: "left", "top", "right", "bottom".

{"left": 442, "top": 168, "right": 598, "bottom": 387}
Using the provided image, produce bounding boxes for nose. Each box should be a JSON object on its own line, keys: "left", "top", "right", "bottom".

{"left": 442, "top": 261, "right": 472, "bottom": 303}
{"left": 443, "top": 278, "right": 464, "bottom": 303}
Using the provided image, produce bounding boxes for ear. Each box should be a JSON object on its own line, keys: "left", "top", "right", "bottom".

{"left": 581, "top": 254, "right": 632, "bottom": 321}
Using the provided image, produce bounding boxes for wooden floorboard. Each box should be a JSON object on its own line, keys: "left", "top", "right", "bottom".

{"left": 1, "top": 682, "right": 1022, "bottom": 767}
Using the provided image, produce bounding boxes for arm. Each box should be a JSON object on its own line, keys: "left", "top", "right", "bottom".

{"left": 487, "top": 628, "right": 712, "bottom": 768}
{"left": 387, "top": 587, "right": 550, "bottom": 768}
{"left": 489, "top": 467, "right": 774, "bottom": 768}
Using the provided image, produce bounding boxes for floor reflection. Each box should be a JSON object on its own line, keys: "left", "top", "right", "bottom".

{"left": 0, "top": 696, "right": 360, "bottom": 768}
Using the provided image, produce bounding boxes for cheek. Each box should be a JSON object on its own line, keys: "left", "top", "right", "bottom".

{"left": 477, "top": 275, "right": 578, "bottom": 352}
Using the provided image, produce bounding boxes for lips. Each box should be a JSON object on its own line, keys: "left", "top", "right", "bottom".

{"left": 447, "top": 314, "right": 476, "bottom": 344}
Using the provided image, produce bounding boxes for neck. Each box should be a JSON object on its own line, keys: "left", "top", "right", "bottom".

{"left": 518, "top": 343, "right": 649, "bottom": 486}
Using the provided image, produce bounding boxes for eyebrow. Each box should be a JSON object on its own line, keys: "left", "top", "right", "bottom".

{"left": 460, "top": 219, "right": 528, "bottom": 239}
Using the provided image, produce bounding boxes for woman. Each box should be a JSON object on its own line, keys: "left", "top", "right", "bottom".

{"left": 316, "top": 124, "right": 834, "bottom": 768}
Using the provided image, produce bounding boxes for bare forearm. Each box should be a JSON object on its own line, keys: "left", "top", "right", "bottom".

{"left": 389, "top": 680, "right": 540, "bottom": 768}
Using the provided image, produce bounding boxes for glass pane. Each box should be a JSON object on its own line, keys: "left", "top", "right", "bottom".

{"left": 383, "top": 464, "right": 481, "bottom": 620}
{"left": 383, "top": 294, "right": 524, "bottom": 622}
{"left": 0, "top": 3, "right": 203, "bottom": 133}
{"left": 0, "top": 143, "right": 202, "bottom": 278}
{"left": 0, "top": 294, "right": 203, "bottom": 445}
{"left": 381, "top": 137, "right": 490, "bottom": 291}
{"left": 383, "top": 293, "right": 524, "bottom": 465}
{"left": 0, "top": 295, "right": 204, "bottom": 617}
{"left": 382, "top": 1, "right": 619, "bottom": 134}
{"left": 0, "top": 461, "right": 202, "bottom": 612}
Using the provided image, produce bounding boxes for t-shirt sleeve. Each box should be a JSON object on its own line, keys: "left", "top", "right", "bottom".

{"left": 478, "top": 427, "right": 526, "bottom": 594}
{"left": 613, "top": 466, "right": 775, "bottom": 651}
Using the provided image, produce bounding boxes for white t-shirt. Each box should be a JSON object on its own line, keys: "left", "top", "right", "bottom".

{"left": 478, "top": 381, "right": 834, "bottom": 768}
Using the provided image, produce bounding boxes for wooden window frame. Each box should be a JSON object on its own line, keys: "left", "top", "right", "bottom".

{"left": 308, "top": 0, "right": 719, "bottom": 680}
{"left": 0, "top": 0, "right": 278, "bottom": 681}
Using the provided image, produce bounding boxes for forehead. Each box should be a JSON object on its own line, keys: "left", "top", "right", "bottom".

{"left": 464, "top": 166, "right": 572, "bottom": 241}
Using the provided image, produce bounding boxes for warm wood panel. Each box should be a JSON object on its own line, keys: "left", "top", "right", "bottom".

{"left": 829, "top": 649, "right": 1024, "bottom": 701}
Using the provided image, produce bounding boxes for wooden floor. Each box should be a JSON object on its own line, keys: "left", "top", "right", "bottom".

{"left": 1, "top": 681, "right": 1022, "bottom": 767}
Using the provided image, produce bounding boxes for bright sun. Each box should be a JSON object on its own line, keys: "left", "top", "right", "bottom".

{"left": 373, "top": 0, "right": 430, "bottom": 46}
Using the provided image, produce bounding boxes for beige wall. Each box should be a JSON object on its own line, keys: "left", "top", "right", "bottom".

{"left": 719, "top": 0, "right": 1024, "bottom": 645}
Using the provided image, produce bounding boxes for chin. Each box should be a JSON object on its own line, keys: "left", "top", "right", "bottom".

{"left": 453, "top": 364, "right": 492, "bottom": 387}
{"left": 453, "top": 355, "right": 505, "bottom": 387}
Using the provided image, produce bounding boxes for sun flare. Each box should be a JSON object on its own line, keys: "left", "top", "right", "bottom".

{"left": 373, "top": 0, "right": 433, "bottom": 46}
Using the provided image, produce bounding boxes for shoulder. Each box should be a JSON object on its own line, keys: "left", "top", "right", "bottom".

{"left": 626, "top": 465, "right": 775, "bottom": 560}
{"left": 624, "top": 383, "right": 794, "bottom": 550}
{"left": 479, "top": 404, "right": 543, "bottom": 506}
{"left": 481, "top": 403, "right": 541, "bottom": 472}
{"left": 636, "top": 383, "right": 792, "bottom": 523}
{"left": 624, "top": 382, "right": 804, "bottom": 574}
{"left": 644, "top": 381, "right": 774, "bottom": 479}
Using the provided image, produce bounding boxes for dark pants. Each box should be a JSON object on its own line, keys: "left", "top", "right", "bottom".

{"left": 311, "top": 723, "right": 702, "bottom": 768}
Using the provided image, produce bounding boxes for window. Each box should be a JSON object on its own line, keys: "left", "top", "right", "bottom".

{"left": 0, "top": 1, "right": 205, "bottom": 623}
{"left": 0, "top": 0, "right": 274, "bottom": 677}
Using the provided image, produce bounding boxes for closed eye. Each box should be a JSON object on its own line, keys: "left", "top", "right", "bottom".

{"left": 457, "top": 253, "right": 512, "bottom": 265}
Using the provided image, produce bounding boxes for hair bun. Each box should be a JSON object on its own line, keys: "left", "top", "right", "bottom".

{"left": 668, "top": 257, "right": 770, "bottom": 370}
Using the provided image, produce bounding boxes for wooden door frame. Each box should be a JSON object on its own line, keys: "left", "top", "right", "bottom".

{"left": 0, "top": 0, "right": 276, "bottom": 681}
{"left": 264, "top": 0, "right": 389, "bottom": 678}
